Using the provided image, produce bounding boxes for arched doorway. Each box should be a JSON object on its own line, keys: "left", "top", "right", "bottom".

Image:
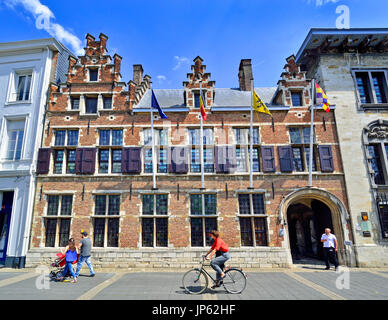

{"left": 287, "top": 199, "right": 333, "bottom": 262}
{"left": 279, "top": 187, "right": 356, "bottom": 267}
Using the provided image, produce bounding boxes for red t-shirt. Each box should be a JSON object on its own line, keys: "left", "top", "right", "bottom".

{"left": 211, "top": 237, "right": 229, "bottom": 253}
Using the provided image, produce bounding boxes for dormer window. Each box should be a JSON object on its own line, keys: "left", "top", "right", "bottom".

{"left": 71, "top": 97, "right": 80, "bottom": 110}
{"left": 86, "top": 97, "right": 98, "bottom": 114}
{"left": 89, "top": 68, "right": 98, "bottom": 82}
{"left": 103, "top": 96, "right": 112, "bottom": 109}
{"left": 291, "top": 91, "right": 303, "bottom": 106}
{"left": 194, "top": 93, "right": 200, "bottom": 108}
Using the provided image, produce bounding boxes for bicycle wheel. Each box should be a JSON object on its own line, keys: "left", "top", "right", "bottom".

{"left": 222, "top": 268, "right": 247, "bottom": 294}
{"left": 182, "top": 268, "right": 208, "bottom": 295}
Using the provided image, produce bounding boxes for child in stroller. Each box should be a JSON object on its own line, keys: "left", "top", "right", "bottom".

{"left": 49, "top": 251, "right": 79, "bottom": 281}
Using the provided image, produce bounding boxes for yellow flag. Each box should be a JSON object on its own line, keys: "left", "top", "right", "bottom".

{"left": 253, "top": 90, "right": 271, "bottom": 116}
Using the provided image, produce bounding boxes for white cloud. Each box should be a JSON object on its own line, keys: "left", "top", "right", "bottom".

{"left": 307, "top": 0, "right": 339, "bottom": 6}
{"left": 172, "top": 56, "right": 189, "bottom": 71}
{"left": 157, "top": 75, "right": 167, "bottom": 81}
{"left": 4, "top": 0, "right": 84, "bottom": 55}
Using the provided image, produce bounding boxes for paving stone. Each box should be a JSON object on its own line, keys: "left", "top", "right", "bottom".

{"left": 296, "top": 271, "right": 388, "bottom": 300}
{"left": 0, "top": 272, "right": 115, "bottom": 300}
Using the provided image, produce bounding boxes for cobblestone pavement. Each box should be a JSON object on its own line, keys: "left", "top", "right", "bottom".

{"left": 1, "top": 267, "right": 388, "bottom": 300}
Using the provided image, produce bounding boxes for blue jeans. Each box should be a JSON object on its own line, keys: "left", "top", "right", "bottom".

{"left": 62, "top": 261, "right": 76, "bottom": 278}
{"left": 210, "top": 251, "right": 231, "bottom": 280}
{"left": 75, "top": 255, "right": 95, "bottom": 277}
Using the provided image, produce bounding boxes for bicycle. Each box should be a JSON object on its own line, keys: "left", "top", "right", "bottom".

{"left": 182, "top": 255, "right": 247, "bottom": 294}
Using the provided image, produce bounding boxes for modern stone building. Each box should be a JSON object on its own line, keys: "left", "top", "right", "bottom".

{"left": 296, "top": 28, "right": 388, "bottom": 267}
{"left": 26, "top": 32, "right": 355, "bottom": 269}
{"left": 0, "top": 38, "right": 73, "bottom": 267}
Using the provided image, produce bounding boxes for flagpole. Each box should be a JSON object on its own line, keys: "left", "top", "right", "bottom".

{"left": 150, "top": 84, "right": 157, "bottom": 190}
{"left": 249, "top": 79, "right": 254, "bottom": 189}
{"left": 200, "top": 81, "right": 205, "bottom": 189}
{"left": 308, "top": 79, "right": 315, "bottom": 187}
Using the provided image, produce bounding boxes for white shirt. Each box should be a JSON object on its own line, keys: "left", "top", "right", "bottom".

{"left": 321, "top": 233, "right": 337, "bottom": 248}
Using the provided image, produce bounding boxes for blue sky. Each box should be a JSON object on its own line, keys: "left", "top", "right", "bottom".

{"left": 1, "top": 0, "right": 387, "bottom": 89}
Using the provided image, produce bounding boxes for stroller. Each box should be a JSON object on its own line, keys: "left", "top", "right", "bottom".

{"left": 49, "top": 252, "right": 79, "bottom": 281}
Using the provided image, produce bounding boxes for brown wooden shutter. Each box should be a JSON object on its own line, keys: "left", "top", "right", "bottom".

{"left": 168, "top": 147, "right": 188, "bottom": 174}
{"left": 225, "top": 146, "right": 237, "bottom": 173}
{"left": 128, "top": 147, "right": 142, "bottom": 173}
{"left": 121, "top": 148, "right": 130, "bottom": 173}
{"left": 75, "top": 148, "right": 83, "bottom": 174}
{"left": 261, "top": 146, "right": 276, "bottom": 172}
{"left": 75, "top": 148, "right": 96, "bottom": 174}
{"left": 215, "top": 146, "right": 226, "bottom": 173}
{"left": 318, "top": 145, "right": 334, "bottom": 172}
{"left": 82, "top": 148, "right": 96, "bottom": 174}
{"left": 36, "top": 148, "right": 51, "bottom": 174}
{"left": 278, "top": 146, "right": 294, "bottom": 172}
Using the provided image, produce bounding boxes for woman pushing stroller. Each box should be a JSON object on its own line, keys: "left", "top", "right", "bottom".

{"left": 59, "top": 238, "right": 78, "bottom": 283}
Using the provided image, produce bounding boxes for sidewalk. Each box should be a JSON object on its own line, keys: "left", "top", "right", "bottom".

{"left": 1, "top": 266, "right": 388, "bottom": 300}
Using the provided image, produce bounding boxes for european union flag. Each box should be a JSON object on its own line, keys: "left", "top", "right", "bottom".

{"left": 151, "top": 90, "right": 168, "bottom": 119}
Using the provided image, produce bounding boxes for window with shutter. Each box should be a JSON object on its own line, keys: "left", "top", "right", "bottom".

{"left": 318, "top": 145, "right": 334, "bottom": 172}
{"left": 278, "top": 146, "right": 294, "bottom": 172}
{"left": 169, "top": 147, "right": 188, "bottom": 174}
{"left": 261, "top": 146, "right": 275, "bottom": 172}
{"left": 83, "top": 148, "right": 96, "bottom": 174}
{"left": 76, "top": 148, "right": 96, "bottom": 174}
{"left": 128, "top": 148, "right": 142, "bottom": 173}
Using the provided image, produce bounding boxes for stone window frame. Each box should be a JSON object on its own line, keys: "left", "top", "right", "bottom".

{"left": 232, "top": 127, "right": 261, "bottom": 173}
{"left": 97, "top": 128, "right": 123, "bottom": 175}
{"left": 142, "top": 128, "right": 169, "bottom": 174}
{"left": 51, "top": 128, "right": 79, "bottom": 175}
{"left": 188, "top": 190, "right": 218, "bottom": 247}
{"left": 287, "top": 126, "right": 317, "bottom": 172}
{"left": 43, "top": 193, "right": 74, "bottom": 248}
{"left": 235, "top": 189, "right": 269, "bottom": 247}
{"left": 91, "top": 193, "right": 121, "bottom": 248}
{"left": 6, "top": 68, "right": 35, "bottom": 105}
{"left": 351, "top": 68, "right": 388, "bottom": 110}
{"left": 139, "top": 192, "right": 170, "bottom": 248}
{"left": 363, "top": 119, "right": 388, "bottom": 188}
{"left": 191, "top": 89, "right": 207, "bottom": 109}
{"left": 1, "top": 116, "right": 27, "bottom": 161}
{"left": 290, "top": 90, "right": 304, "bottom": 107}
{"left": 188, "top": 127, "right": 215, "bottom": 174}
{"left": 66, "top": 92, "right": 115, "bottom": 113}
{"left": 363, "top": 119, "right": 388, "bottom": 240}
{"left": 88, "top": 67, "right": 99, "bottom": 82}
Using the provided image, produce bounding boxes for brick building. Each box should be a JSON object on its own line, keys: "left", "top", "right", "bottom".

{"left": 26, "top": 33, "right": 355, "bottom": 269}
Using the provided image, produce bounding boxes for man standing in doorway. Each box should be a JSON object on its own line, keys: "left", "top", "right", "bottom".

{"left": 321, "top": 228, "right": 339, "bottom": 271}
{"left": 75, "top": 230, "right": 95, "bottom": 279}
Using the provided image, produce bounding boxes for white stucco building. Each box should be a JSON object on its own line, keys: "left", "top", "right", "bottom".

{"left": 0, "top": 38, "right": 73, "bottom": 267}
{"left": 296, "top": 28, "right": 388, "bottom": 267}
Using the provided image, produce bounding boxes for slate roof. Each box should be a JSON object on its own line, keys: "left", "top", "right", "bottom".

{"left": 135, "top": 87, "right": 283, "bottom": 111}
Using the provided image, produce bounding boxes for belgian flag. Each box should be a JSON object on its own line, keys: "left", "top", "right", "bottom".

{"left": 199, "top": 90, "right": 207, "bottom": 121}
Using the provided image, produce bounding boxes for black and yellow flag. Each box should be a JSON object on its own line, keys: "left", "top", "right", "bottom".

{"left": 253, "top": 90, "right": 271, "bottom": 116}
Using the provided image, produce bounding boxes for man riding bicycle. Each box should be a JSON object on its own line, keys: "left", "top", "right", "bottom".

{"left": 205, "top": 230, "right": 231, "bottom": 288}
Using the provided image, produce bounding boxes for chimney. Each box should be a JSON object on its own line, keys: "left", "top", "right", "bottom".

{"left": 238, "top": 59, "right": 253, "bottom": 91}
{"left": 133, "top": 64, "right": 144, "bottom": 85}
{"left": 85, "top": 33, "right": 95, "bottom": 48}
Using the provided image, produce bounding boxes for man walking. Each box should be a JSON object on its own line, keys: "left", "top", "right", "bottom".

{"left": 321, "top": 228, "right": 339, "bottom": 271}
{"left": 75, "top": 230, "right": 95, "bottom": 279}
